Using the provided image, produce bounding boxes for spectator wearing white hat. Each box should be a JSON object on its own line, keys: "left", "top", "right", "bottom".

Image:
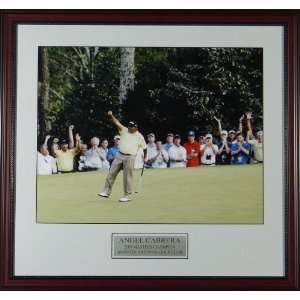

{"left": 216, "top": 130, "right": 231, "bottom": 164}
{"left": 107, "top": 135, "right": 120, "bottom": 165}
{"left": 228, "top": 129, "right": 237, "bottom": 144}
{"left": 200, "top": 134, "right": 219, "bottom": 165}
{"left": 168, "top": 134, "right": 187, "bottom": 168}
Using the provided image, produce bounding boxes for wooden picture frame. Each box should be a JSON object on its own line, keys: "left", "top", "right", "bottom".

{"left": 0, "top": 9, "right": 299, "bottom": 290}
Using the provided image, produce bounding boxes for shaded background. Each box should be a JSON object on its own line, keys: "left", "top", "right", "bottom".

{"left": 37, "top": 47, "right": 263, "bottom": 144}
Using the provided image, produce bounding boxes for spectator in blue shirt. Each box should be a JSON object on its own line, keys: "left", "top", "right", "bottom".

{"left": 230, "top": 133, "right": 251, "bottom": 164}
{"left": 163, "top": 133, "right": 174, "bottom": 167}
{"left": 107, "top": 135, "right": 120, "bottom": 164}
{"left": 163, "top": 133, "right": 174, "bottom": 152}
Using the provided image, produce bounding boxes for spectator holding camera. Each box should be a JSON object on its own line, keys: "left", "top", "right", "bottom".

{"left": 184, "top": 131, "right": 200, "bottom": 167}
{"left": 200, "top": 134, "right": 219, "bottom": 165}
{"left": 168, "top": 134, "right": 187, "bottom": 168}
{"left": 75, "top": 143, "right": 88, "bottom": 171}
{"left": 37, "top": 134, "right": 57, "bottom": 175}
{"left": 231, "top": 133, "right": 251, "bottom": 164}
{"left": 246, "top": 112, "right": 263, "bottom": 163}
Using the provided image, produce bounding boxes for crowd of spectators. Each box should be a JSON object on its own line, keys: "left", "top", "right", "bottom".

{"left": 37, "top": 112, "right": 263, "bottom": 175}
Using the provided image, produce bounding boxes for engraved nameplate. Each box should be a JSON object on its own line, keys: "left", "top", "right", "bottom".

{"left": 112, "top": 233, "right": 188, "bottom": 259}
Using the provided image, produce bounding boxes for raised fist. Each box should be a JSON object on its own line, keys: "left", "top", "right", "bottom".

{"left": 45, "top": 135, "right": 51, "bottom": 140}
{"left": 107, "top": 111, "right": 113, "bottom": 117}
{"left": 69, "top": 125, "right": 74, "bottom": 130}
{"left": 246, "top": 112, "right": 252, "bottom": 120}
{"left": 75, "top": 133, "right": 81, "bottom": 141}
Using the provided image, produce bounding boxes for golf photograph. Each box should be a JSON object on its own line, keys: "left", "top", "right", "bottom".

{"left": 36, "top": 46, "right": 263, "bottom": 224}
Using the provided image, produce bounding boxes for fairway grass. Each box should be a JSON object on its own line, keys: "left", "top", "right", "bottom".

{"left": 37, "top": 164, "right": 263, "bottom": 224}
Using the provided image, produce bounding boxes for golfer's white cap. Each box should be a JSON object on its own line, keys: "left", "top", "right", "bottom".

{"left": 205, "top": 133, "right": 213, "bottom": 139}
{"left": 114, "top": 135, "right": 121, "bottom": 140}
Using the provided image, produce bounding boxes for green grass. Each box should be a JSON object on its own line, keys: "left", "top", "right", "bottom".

{"left": 37, "top": 164, "right": 263, "bottom": 224}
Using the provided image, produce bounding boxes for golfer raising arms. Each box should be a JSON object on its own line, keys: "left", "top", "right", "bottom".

{"left": 98, "top": 111, "right": 147, "bottom": 202}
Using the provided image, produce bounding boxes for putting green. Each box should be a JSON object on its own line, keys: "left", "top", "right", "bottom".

{"left": 37, "top": 164, "right": 263, "bottom": 224}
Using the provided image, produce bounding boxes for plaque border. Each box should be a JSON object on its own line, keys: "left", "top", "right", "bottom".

{"left": 111, "top": 233, "right": 189, "bottom": 259}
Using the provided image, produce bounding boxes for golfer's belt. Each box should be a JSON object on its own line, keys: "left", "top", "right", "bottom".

{"left": 119, "top": 152, "right": 133, "bottom": 156}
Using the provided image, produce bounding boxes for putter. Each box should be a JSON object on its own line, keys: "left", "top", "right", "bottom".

{"left": 135, "top": 164, "right": 145, "bottom": 193}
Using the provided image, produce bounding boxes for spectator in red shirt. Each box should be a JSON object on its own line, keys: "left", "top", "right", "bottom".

{"left": 184, "top": 131, "right": 200, "bottom": 167}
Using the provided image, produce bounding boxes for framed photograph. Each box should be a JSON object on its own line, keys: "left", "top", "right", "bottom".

{"left": 0, "top": 10, "right": 299, "bottom": 290}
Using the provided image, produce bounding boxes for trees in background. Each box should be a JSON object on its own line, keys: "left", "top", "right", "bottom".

{"left": 125, "top": 47, "right": 262, "bottom": 139}
{"left": 38, "top": 47, "right": 50, "bottom": 142}
{"left": 38, "top": 47, "right": 263, "bottom": 144}
{"left": 119, "top": 47, "right": 135, "bottom": 106}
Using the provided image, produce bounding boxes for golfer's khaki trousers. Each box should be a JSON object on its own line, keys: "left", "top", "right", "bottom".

{"left": 102, "top": 153, "right": 136, "bottom": 196}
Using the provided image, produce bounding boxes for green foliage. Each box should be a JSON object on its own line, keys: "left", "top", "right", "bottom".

{"left": 39, "top": 47, "right": 121, "bottom": 143}
{"left": 38, "top": 47, "right": 263, "bottom": 144}
{"left": 125, "top": 47, "right": 263, "bottom": 139}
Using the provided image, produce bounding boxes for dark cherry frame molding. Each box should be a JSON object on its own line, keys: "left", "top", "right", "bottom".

{"left": 0, "top": 10, "right": 299, "bottom": 290}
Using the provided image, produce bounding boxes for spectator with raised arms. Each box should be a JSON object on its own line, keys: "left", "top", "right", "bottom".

{"left": 214, "top": 117, "right": 231, "bottom": 164}
{"left": 246, "top": 112, "right": 263, "bottom": 163}
{"left": 37, "top": 134, "right": 57, "bottom": 175}
{"left": 52, "top": 125, "right": 80, "bottom": 173}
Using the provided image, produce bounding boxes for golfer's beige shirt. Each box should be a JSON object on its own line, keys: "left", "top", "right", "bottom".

{"left": 118, "top": 125, "right": 146, "bottom": 156}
